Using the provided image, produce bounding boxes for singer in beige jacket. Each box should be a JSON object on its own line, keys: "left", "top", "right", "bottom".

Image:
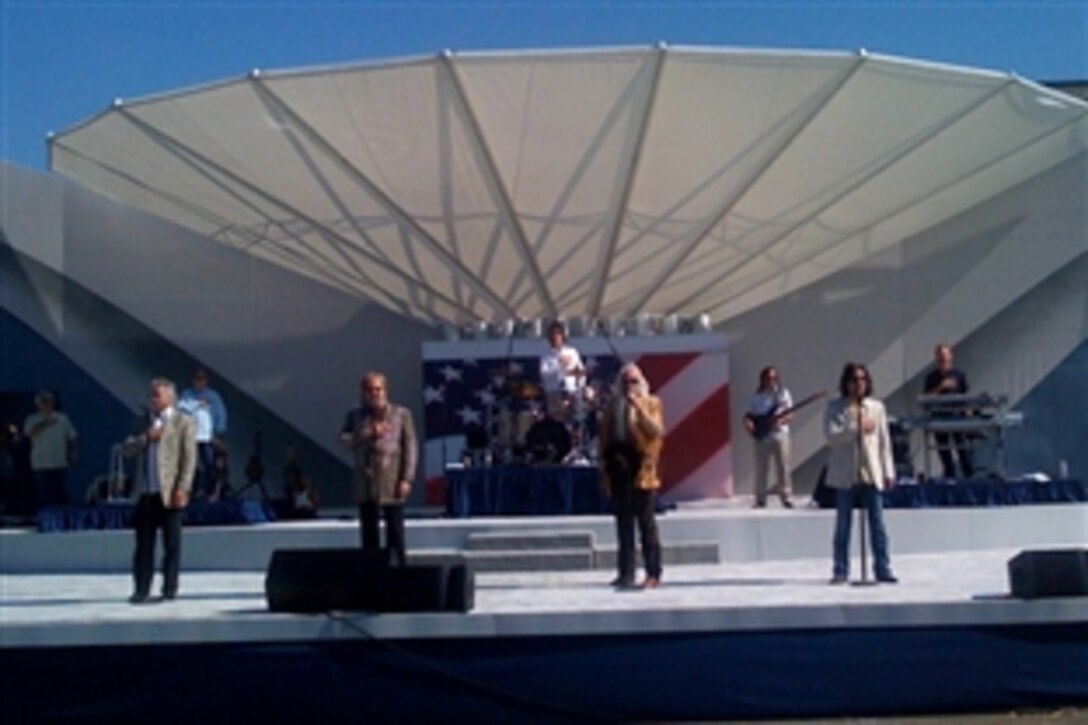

{"left": 823, "top": 362, "right": 897, "bottom": 585}
{"left": 123, "top": 377, "right": 197, "bottom": 603}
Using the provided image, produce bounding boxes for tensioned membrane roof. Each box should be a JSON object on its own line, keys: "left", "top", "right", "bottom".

{"left": 50, "top": 46, "right": 1088, "bottom": 326}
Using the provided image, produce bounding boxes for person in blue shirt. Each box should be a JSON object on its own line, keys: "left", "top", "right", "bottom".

{"left": 179, "top": 369, "right": 228, "bottom": 498}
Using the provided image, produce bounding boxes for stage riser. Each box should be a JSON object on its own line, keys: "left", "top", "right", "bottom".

{"left": 2, "top": 504, "right": 1085, "bottom": 574}
{"left": 3, "top": 624, "right": 1085, "bottom": 721}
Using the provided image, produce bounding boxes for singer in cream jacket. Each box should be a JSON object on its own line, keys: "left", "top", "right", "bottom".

{"left": 823, "top": 362, "right": 897, "bottom": 584}
{"left": 823, "top": 397, "right": 896, "bottom": 491}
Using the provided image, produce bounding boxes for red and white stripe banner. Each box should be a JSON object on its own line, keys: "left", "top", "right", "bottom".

{"left": 421, "top": 333, "right": 731, "bottom": 503}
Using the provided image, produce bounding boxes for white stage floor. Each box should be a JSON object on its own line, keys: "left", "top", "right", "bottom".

{"left": 3, "top": 548, "right": 1085, "bottom": 649}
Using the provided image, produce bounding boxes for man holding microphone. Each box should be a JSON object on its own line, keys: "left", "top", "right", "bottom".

{"left": 340, "top": 372, "right": 417, "bottom": 566}
{"left": 824, "top": 362, "right": 897, "bottom": 585}
{"left": 124, "top": 378, "right": 196, "bottom": 603}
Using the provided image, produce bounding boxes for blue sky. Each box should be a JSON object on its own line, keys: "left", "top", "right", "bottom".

{"left": 2, "top": 1, "right": 1085, "bottom": 170}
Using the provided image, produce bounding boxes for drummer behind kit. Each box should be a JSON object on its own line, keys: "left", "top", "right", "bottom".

{"left": 458, "top": 321, "right": 609, "bottom": 467}
{"left": 494, "top": 379, "right": 539, "bottom": 460}
{"left": 484, "top": 373, "right": 598, "bottom": 466}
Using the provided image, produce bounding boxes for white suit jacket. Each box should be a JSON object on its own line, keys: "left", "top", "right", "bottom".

{"left": 823, "top": 397, "right": 895, "bottom": 490}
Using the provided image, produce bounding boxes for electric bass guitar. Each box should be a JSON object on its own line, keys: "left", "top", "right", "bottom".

{"left": 745, "top": 390, "right": 828, "bottom": 441}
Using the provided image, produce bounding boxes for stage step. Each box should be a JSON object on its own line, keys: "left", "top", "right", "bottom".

{"left": 464, "top": 548, "right": 596, "bottom": 573}
{"left": 595, "top": 541, "right": 720, "bottom": 569}
{"left": 408, "top": 547, "right": 595, "bottom": 573}
{"left": 466, "top": 530, "right": 596, "bottom": 551}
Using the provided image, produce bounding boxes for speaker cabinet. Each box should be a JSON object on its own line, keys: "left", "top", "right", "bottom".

{"left": 266, "top": 548, "right": 474, "bottom": 613}
{"left": 1008, "top": 549, "right": 1088, "bottom": 599}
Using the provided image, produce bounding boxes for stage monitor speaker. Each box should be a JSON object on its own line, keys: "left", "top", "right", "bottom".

{"left": 265, "top": 548, "right": 474, "bottom": 613}
{"left": 1007, "top": 548, "right": 1088, "bottom": 599}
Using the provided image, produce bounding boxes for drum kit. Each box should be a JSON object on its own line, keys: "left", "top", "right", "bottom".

{"left": 474, "top": 374, "right": 603, "bottom": 467}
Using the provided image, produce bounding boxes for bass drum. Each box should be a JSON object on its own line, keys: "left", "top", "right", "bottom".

{"left": 524, "top": 417, "right": 572, "bottom": 465}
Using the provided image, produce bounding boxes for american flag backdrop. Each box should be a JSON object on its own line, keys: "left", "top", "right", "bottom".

{"left": 421, "top": 334, "right": 732, "bottom": 505}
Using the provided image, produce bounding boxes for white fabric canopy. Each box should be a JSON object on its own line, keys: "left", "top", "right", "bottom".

{"left": 50, "top": 46, "right": 1088, "bottom": 325}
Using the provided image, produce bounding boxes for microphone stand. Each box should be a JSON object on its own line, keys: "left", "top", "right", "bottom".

{"left": 498, "top": 324, "right": 519, "bottom": 465}
{"left": 852, "top": 397, "right": 877, "bottom": 587}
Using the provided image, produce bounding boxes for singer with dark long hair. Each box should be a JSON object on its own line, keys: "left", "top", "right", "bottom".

{"left": 823, "top": 362, "right": 898, "bottom": 585}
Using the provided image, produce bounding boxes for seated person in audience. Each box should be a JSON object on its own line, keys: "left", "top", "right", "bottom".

{"left": 283, "top": 462, "right": 320, "bottom": 519}
{"left": 207, "top": 446, "right": 230, "bottom": 501}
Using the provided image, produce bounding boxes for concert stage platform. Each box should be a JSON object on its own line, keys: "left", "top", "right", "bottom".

{"left": 1, "top": 502, "right": 1086, "bottom": 720}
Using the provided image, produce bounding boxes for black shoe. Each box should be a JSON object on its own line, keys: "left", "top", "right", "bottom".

{"left": 781, "top": 498, "right": 794, "bottom": 509}
{"left": 162, "top": 591, "right": 177, "bottom": 601}
{"left": 829, "top": 575, "right": 847, "bottom": 585}
{"left": 611, "top": 577, "right": 636, "bottom": 589}
{"left": 876, "top": 573, "right": 899, "bottom": 584}
{"left": 753, "top": 501, "right": 767, "bottom": 509}
{"left": 129, "top": 592, "right": 152, "bottom": 604}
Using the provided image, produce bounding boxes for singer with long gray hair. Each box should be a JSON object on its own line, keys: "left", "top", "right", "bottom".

{"left": 823, "top": 362, "right": 897, "bottom": 585}
{"left": 597, "top": 363, "right": 665, "bottom": 590}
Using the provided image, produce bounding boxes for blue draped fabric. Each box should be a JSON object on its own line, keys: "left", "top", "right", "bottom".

{"left": 884, "top": 478, "right": 1087, "bottom": 508}
{"left": 3, "top": 623, "right": 1086, "bottom": 721}
{"left": 445, "top": 465, "right": 607, "bottom": 517}
{"left": 37, "top": 499, "right": 276, "bottom": 532}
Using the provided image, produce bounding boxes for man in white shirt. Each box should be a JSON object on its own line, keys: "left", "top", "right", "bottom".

{"left": 743, "top": 366, "right": 794, "bottom": 508}
{"left": 539, "top": 321, "right": 585, "bottom": 421}
{"left": 179, "top": 369, "right": 227, "bottom": 498}
{"left": 23, "top": 391, "right": 78, "bottom": 508}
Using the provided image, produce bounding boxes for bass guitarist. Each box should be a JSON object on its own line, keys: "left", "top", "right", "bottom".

{"left": 744, "top": 366, "right": 795, "bottom": 508}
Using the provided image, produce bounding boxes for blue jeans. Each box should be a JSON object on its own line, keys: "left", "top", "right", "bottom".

{"left": 833, "top": 485, "right": 892, "bottom": 578}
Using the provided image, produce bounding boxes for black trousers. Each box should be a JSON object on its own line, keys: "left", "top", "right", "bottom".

{"left": 358, "top": 501, "right": 407, "bottom": 566}
{"left": 612, "top": 482, "right": 662, "bottom": 582}
{"left": 133, "top": 494, "right": 183, "bottom": 597}
{"left": 934, "top": 432, "right": 974, "bottom": 479}
{"left": 193, "top": 442, "right": 215, "bottom": 497}
{"left": 32, "top": 468, "right": 69, "bottom": 510}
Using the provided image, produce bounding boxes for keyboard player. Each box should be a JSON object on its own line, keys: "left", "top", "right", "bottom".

{"left": 922, "top": 343, "right": 975, "bottom": 479}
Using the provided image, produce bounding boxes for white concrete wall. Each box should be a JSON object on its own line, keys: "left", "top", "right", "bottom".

{"left": 2, "top": 150, "right": 1087, "bottom": 501}
{"left": 722, "top": 152, "right": 1088, "bottom": 492}
{"left": 2, "top": 162, "right": 430, "bottom": 506}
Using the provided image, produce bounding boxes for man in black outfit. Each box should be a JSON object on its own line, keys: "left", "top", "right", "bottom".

{"left": 923, "top": 343, "right": 974, "bottom": 480}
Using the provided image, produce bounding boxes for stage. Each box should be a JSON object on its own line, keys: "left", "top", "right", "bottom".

{"left": 1, "top": 502, "right": 1086, "bottom": 720}
{"left": 2, "top": 550, "right": 1086, "bottom": 720}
